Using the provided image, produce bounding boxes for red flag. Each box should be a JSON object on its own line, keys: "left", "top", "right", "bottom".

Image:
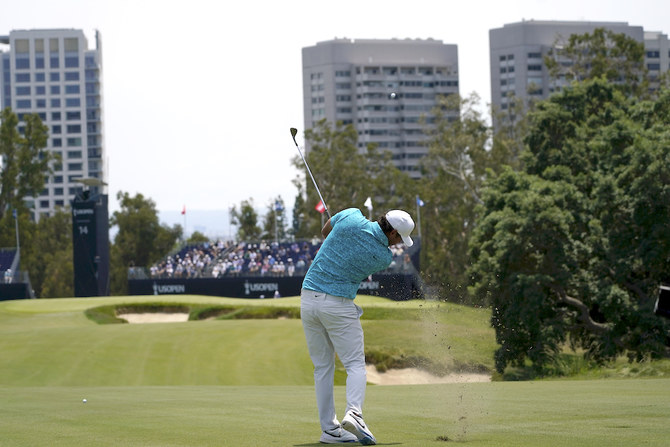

{"left": 315, "top": 200, "right": 325, "bottom": 214}
{"left": 181, "top": 205, "right": 186, "bottom": 215}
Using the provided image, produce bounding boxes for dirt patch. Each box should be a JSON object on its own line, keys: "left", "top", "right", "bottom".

{"left": 117, "top": 313, "right": 190, "bottom": 324}
{"left": 365, "top": 365, "right": 490, "bottom": 385}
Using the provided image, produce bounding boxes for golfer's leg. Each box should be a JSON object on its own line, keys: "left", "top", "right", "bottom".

{"left": 322, "top": 299, "right": 367, "bottom": 415}
{"left": 301, "top": 293, "right": 338, "bottom": 431}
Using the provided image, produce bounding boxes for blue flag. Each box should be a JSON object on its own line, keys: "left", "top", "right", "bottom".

{"left": 416, "top": 196, "right": 425, "bottom": 207}
{"left": 274, "top": 200, "right": 284, "bottom": 212}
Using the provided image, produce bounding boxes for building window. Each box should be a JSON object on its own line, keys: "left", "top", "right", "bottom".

{"left": 646, "top": 50, "right": 660, "bottom": 58}
{"left": 40, "top": 200, "right": 50, "bottom": 209}
{"left": 67, "top": 125, "right": 81, "bottom": 134}
{"left": 50, "top": 72, "right": 60, "bottom": 82}
{"left": 66, "top": 111, "right": 81, "bottom": 120}
{"left": 67, "top": 150, "right": 82, "bottom": 158}
{"left": 65, "top": 85, "right": 80, "bottom": 94}
{"left": 499, "top": 55, "right": 507, "bottom": 61}
{"left": 35, "top": 73, "right": 45, "bottom": 82}
{"left": 52, "top": 112, "right": 61, "bottom": 121}
{"left": 36, "top": 99, "right": 46, "bottom": 108}
{"left": 64, "top": 72, "right": 80, "bottom": 81}
{"left": 52, "top": 125, "right": 61, "bottom": 134}
{"left": 16, "top": 99, "right": 31, "bottom": 109}
{"left": 16, "top": 86, "right": 30, "bottom": 96}
{"left": 53, "top": 138, "right": 62, "bottom": 148}
{"left": 50, "top": 57, "right": 59, "bottom": 69}
{"left": 65, "top": 98, "right": 81, "bottom": 107}
{"left": 15, "top": 73, "right": 30, "bottom": 83}
{"left": 35, "top": 86, "right": 46, "bottom": 95}
{"left": 528, "top": 64, "right": 543, "bottom": 71}
{"left": 15, "top": 57, "right": 30, "bottom": 70}
{"left": 528, "top": 52, "right": 542, "bottom": 59}
{"left": 648, "top": 63, "right": 660, "bottom": 70}
{"left": 65, "top": 56, "right": 79, "bottom": 68}
{"left": 67, "top": 163, "right": 82, "bottom": 171}
{"left": 53, "top": 175, "right": 63, "bottom": 184}
{"left": 66, "top": 138, "right": 82, "bottom": 147}
{"left": 50, "top": 85, "right": 61, "bottom": 95}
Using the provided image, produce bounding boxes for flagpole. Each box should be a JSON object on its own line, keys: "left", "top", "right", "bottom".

{"left": 182, "top": 205, "right": 187, "bottom": 240}
{"left": 416, "top": 195, "right": 422, "bottom": 238}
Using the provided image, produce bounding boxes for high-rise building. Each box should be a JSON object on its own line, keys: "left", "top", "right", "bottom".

{"left": 0, "top": 29, "right": 105, "bottom": 220}
{"left": 302, "top": 38, "right": 459, "bottom": 178}
{"left": 644, "top": 30, "right": 670, "bottom": 92}
{"left": 488, "top": 20, "right": 653, "bottom": 113}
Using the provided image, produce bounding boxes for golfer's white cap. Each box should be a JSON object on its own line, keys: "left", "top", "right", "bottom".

{"left": 386, "top": 210, "right": 415, "bottom": 247}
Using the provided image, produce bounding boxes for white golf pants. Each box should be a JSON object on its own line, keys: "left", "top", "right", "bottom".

{"left": 300, "top": 289, "right": 367, "bottom": 431}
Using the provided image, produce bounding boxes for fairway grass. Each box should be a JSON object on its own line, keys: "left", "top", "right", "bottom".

{"left": 0, "top": 295, "right": 496, "bottom": 386}
{"left": 2, "top": 295, "right": 669, "bottom": 446}
{"left": 2, "top": 380, "right": 669, "bottom": 446}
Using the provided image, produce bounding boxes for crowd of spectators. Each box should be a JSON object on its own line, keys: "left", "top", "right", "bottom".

{"left": 141, "top": 238, "right": 416, "bottom": 280}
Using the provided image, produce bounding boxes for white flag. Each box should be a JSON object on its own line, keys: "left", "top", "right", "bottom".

{"left": 364, "top": 197, "right": 373, "bottom": 210}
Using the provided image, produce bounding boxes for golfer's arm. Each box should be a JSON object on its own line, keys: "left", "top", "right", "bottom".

{"left": 321, "top": 219, "right": 333, "bottom": 238}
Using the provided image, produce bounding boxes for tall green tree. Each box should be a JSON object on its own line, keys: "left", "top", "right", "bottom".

{"left": 293, "top": 120, "right": 415, "bottom": 238}
{"left": 293, "top": 120, "right": 369, "bottom": 236}
{"left": 545, "top": 28, "right": 648, "bottom": 98}
{"left": 469, "top": 79, "right": 669, "bottom": 374}
{"left": 109, "top": 192, "right": 182, "bottom": 294}
{"left": 417, "top": 93, "right": 493, "bottom": 301}
{"left": 28, "top": 209, "right": 73, "bottom": 298}
{"left": 0, "top": 108, "right": 55, "bottom": 219}
{"left": 262, "top": 196, "right": 287, "bottom": 241}
{"left": 230, "top": 198, "right": 262, "bottom": 241}
{"left": 291, "top": 188, "right": 308, "bottom": 238}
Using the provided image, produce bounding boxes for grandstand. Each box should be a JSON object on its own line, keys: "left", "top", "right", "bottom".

{"left": 0, "top": 248, "right": 34, "bottom": 300}
{"left": 128, "top": 238, "right": 423, "bottom": 300}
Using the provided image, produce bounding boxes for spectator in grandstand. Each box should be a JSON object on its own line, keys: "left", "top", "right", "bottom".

{"left": 300, "top": 209, "right": 415, "bottom": 445}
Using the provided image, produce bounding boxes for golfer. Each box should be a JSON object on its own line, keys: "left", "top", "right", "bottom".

{"left": 301, "top": 208, "right": 415, "bottom": 444}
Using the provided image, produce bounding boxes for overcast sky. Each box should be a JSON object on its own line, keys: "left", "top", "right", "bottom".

{"left": 1, "top": 0, "right": 667, "bottom": 233}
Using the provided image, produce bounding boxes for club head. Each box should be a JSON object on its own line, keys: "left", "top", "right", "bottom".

{"left": 290, "top": 127, "right": 298, "bottom": 138}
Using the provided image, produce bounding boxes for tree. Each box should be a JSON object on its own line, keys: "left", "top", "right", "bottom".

{"left": 24, "top": 208, "right": 73, "bottom": 298}
{"left": 290, "top": 188, "right": 308, "bottom": 238}
{"left": 292, "top": 120, "right": 416, "bottom": 238}
{"left": 0, "top": 108, "right": 55, "bottom": 219}
{"left": 469, "top": 79, "right": 670, "bottom": 374}
{"left": 230, "top": 198, "right": 261, "bottom": 241}
{"left": 417, "top": 93, "right": 494, "bottom": 301}
{"left": 293, "top": 120, "right": 369, "bottom": 237}
{"left": 545, "top": 28, "right": 648, "bottom": 98}
{"left": 186, "top": 231, "right": 209, "bottom": 245}
{"left": 109, "top": 192, "right": 182, "bottom": 294}
{"left": 261, "top": 196, "right": 287, "bottom": 241}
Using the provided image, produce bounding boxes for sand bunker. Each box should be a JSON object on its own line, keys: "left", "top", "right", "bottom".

{"left": 366, "top": 365, "right": 490, "bottom": 385}
{"left": 118, "top": 313, "right": 190, "bottom": 323}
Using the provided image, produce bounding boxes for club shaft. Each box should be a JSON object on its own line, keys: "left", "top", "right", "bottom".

{"left": 297, "top": 146, "right": 331, "bottom": 220}
{"left": 291, "top": 130, "right": 331, "bottom": 219}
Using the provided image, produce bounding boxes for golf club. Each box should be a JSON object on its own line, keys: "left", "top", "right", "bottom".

{"left": 290, "top": 127, "right": 331, "bottom": 219}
